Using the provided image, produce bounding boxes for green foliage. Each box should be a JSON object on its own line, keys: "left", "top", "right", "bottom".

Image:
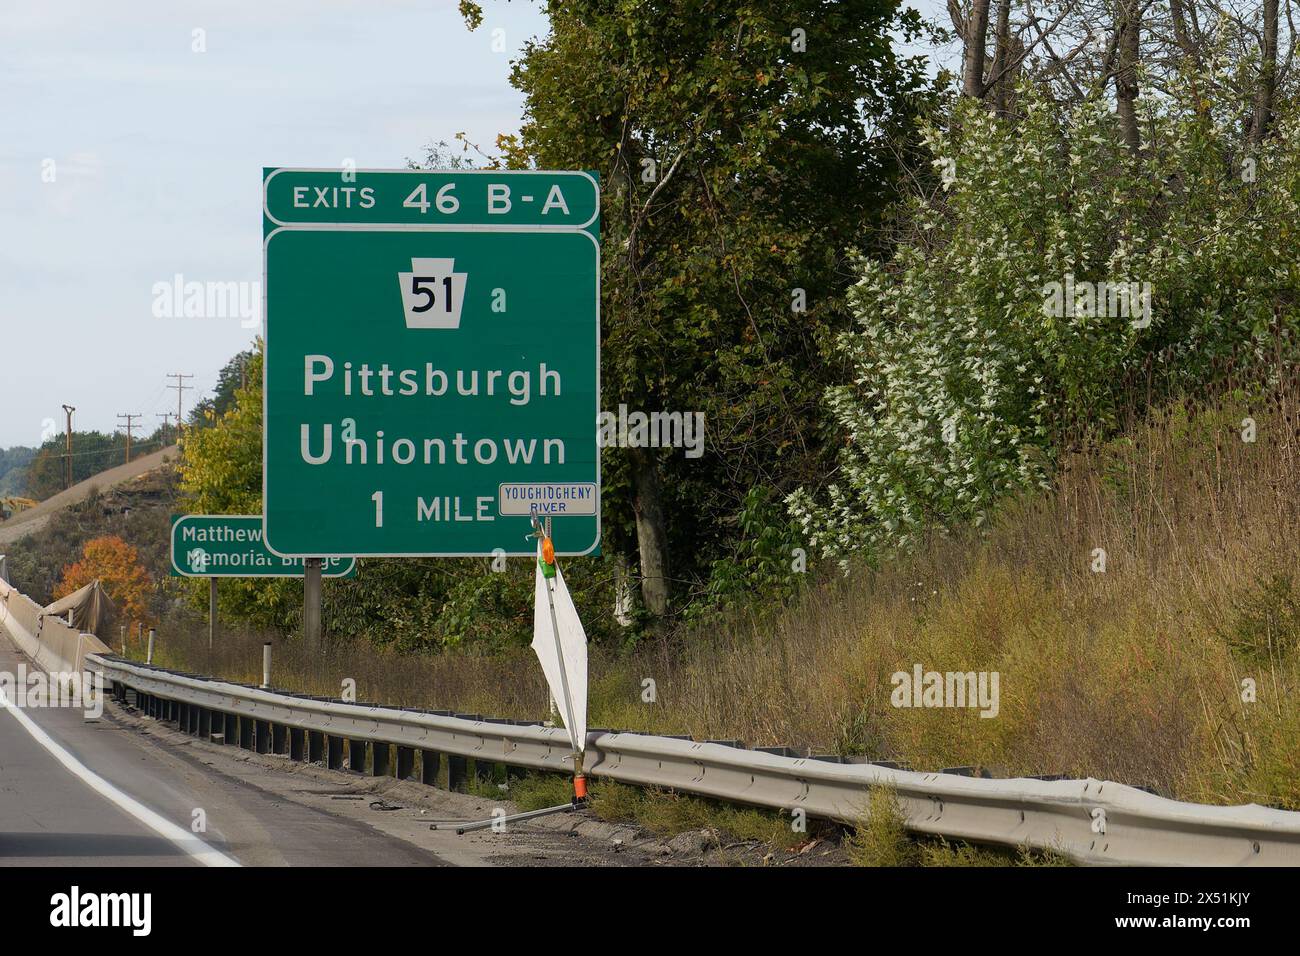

{"left": 179, "top": 348, "right": 264, "bottom": 515}
{"left": 793, "top": 86, "right": 1300, "bottom": 561}
{"left": 188, "top": 346, "right": 258, "bottom": 427}
{"left": 847, "top": 787, "right": 917, "bottom": 866}
{"left": 588, "top": 780, "right": 803, "bottom": 849}
{"left": 323, "top": 553, "right": 619, "bottom": 652}
{"left": 693, "top": 486, "right": 807, "bottom": 617}
{"left": 503, "top": 0, "right": 931, "bottom": 598}
{"left": 1224, "top": 570, "right": 1300, "bottom": 663}
{"left": 178, "top": 345, "right": 298, "bottom": 630}
{"left": 0, "top": 445, "right": 35, "bottom": 496}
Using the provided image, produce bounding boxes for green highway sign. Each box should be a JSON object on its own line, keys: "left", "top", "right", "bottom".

{"left": 263, "top": 168, "right": 600, "bottom": 558}
{"left": 170, "top": 515, "right": 356, "bottom": 578}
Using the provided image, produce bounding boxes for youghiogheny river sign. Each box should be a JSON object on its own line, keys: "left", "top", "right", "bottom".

{"left": 262, "top": 168, "right": 600, "bottom": 558}
{"left": 170, "top": 515, "right": 356, "bottom": 578}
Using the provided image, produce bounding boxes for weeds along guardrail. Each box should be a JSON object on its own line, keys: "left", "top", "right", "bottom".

{"left": 88, "top": 653, "right": 1300, "bottom": 866}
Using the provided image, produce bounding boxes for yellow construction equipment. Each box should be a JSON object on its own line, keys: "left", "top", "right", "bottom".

{"left": 0, "top": 496, "right": 37, "bottom": 520}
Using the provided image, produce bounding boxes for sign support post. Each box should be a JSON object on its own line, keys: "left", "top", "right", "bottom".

{"left": 208, "top": 577, "right": 218, "bottom": 651}
{"left": 304, "top": 558, "right": 322, "bottom": 652}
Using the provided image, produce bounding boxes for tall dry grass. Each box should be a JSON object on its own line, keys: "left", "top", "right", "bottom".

{"left": 146, "top": 376, "right": 1300, "bottom": 809}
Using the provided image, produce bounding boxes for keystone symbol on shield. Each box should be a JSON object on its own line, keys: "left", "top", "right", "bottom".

{"left": 398, "top": 258, "right": 468, "bottom": 330}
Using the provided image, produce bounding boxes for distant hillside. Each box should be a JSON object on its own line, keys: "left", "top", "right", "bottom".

{"left": 0, "top": 446, "right": 36, "bottom": 495}
{"left": 23, "top": 429, "right": 174, "bottom": 500}
{"left": 0, "top": 445, "right": 179, "bottom": 549}
{"left": 0, "top": 455, "right": 180, "bottom": 606}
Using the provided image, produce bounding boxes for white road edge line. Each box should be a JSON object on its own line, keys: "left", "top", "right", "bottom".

{"left": 0, "top": 688, "right": 241, "bottom": 867}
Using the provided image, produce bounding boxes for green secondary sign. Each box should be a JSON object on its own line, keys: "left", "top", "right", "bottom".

{"left": 170, "top": 514, "right": 356, "bottom": 578}
{"left": 262, "top": 168, "right": 601, "bottom": 558}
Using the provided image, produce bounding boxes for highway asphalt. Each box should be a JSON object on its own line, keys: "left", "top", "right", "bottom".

{"left": 0, "top": 638, "right": 443, "bottom": 866}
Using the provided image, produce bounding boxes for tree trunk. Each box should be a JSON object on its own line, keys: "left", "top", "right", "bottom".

{"left": 1250, "top": 0, "right": 1279, "bottom": 146}
{"left": 628, "top": 446, "right": 671, "bottom": 619}
{"left": 1115, "top": 0, "right": 1141, "bottom": 154}
{"left": 961, "top": 0, "right": 992, "bottom": 98}
{"left": 991, "top": 0, "right": 1012, "bottom": 114}
{"left": 1168, "top": 0, "right": 1193, "bottom": 59}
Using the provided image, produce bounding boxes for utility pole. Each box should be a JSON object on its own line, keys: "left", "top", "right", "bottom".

{"left": 61, "top": 404, "right": 75, "bottom": 490}
{"left": 167, "top": 373, "right": 194, "bottom": 437}
{"left": 116, "top": 413, "right": 141, "bottom": 464}
{"left": 157, "top": 412, "right": 176, "bottom": 443}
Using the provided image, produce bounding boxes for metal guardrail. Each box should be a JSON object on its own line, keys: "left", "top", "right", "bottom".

{"left": 89, "top": 653, "right": 1300, "bottom": 867}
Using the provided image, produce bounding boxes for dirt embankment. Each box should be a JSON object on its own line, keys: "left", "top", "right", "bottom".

{"left": 0, "top": 446, "right": 179, "bottom": 548}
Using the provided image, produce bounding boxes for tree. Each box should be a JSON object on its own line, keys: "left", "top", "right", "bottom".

{"left": 24, "top": 430, "right": 147, "bottom": 499}
{"left": 0, "top": 445, "right": 35, "bottom": 496}
{"left": 792, "top": 83, "right": 1300, "bottom": 561}
{"left": 56, "top": 535, "right": 154, "bottom": 629}
{"left": 188, "top": 344, "right": 259, "bottom": 428}
{"left": 180, "top": 345, "right": 264, "bottom": 515}
{"left": 463, "top": 0, "right": 930, "bottom": 620}
{"left": 178, "top": 342, "right": 300, "bottom": 631}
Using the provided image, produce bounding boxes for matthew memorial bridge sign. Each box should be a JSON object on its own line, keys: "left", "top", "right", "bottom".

{"left": 262, "top": 168, "right": 600, "bottom": 558}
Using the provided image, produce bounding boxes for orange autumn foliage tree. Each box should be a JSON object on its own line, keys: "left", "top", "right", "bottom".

{"left": 55, "top": 535, "right": 154, "bottom": 628}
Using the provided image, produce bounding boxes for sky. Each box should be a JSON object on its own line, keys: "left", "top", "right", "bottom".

{"left": 0, "top": 0, "right": 949, "bottom": 450}
{"left": 0, "top": 0, "right": 550, "bottom": 448}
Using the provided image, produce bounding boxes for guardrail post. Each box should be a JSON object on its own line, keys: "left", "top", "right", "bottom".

{"left": 348, "top": 738, "right": 368, "bottom": 773}
{"left": 396, "top": 746, "right": 416, "bottom": 781}
{"left": 290, "top": 727, "right": 306, "bottom": 760}
{"left": 309, "top": 730, "right": 326, "bottom": 764}
{"left": 371, "top": 743, "right": 392, "bottom": 777}
{"left": 239, "top": 715, "right": 254, "bottom": 750}
{"left": 447, "top": 753, "right": 467, "bottom": 791}
{"left": 473, "top": 757, "right": 497, "bottom": 789}
{"left": 255, "top": 720, "right": 271, "bottom": 754}
{"left": 146, "top": 628, "right": 156, "bottom": 664}
{"left": 198, "top": 708, "right": 212, "bottom": 740}
{"left": 222, "top": 712, "right": 237, "bottom": 744}
{"left": 420, "top": 750, "right": 440, "bottom": 787}
{"left": 327, "top": 735, "right": 344, "bottom": 770}
{"left": 272, "top": 723, "right": 288, "bottom": 755}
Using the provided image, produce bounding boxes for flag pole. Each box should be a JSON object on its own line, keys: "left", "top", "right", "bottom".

{"left": 531, "top": 508, "right": 587, "bottom": 803}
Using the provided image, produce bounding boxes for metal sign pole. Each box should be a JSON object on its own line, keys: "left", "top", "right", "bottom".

{"left": 531, "top": 510, "right": 580, "bottom": 773}
{"left": 208, "top": 576, "right": 218, "bottom": 651}
{"left": 304, "top": 558, "right": 322, "bottom": 652}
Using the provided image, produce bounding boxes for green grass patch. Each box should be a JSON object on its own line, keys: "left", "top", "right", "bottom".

{"left": 847, "top": 787, "right": 1072, "bottom": 867}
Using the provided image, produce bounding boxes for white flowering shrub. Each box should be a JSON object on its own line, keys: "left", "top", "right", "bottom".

{"left": 791, "top": 87, "right": 1300, "bottom": 561}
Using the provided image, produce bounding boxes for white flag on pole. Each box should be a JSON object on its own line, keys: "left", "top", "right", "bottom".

{"left": 531, "top": 539, "right": 588, "bottom": 754}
